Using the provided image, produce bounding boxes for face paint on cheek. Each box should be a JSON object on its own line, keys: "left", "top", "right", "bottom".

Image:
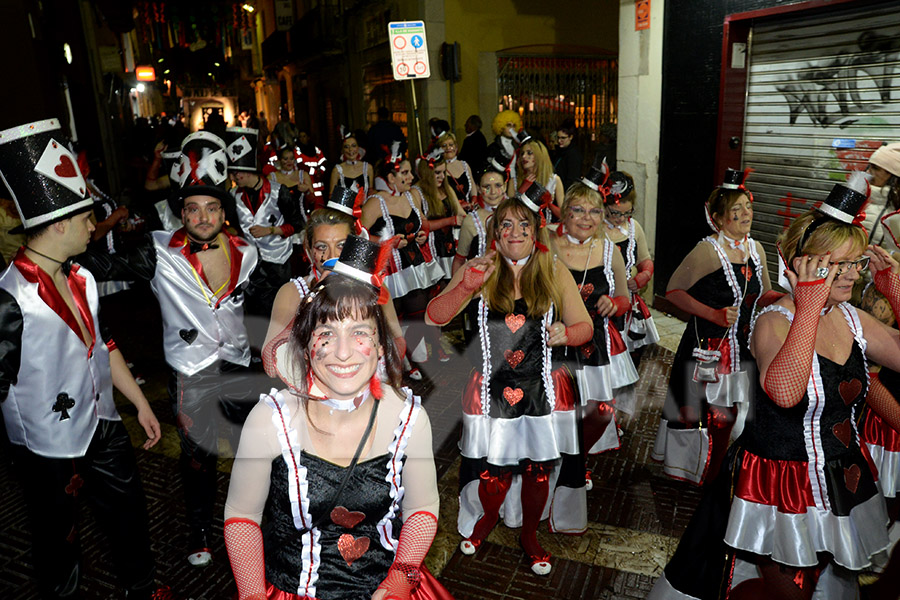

{"left": 354, "top": 334, "right": 377, "bottom": 356}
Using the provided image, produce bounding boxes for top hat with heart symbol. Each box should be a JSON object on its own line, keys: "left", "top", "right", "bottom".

{"left": 174, "top": 131, "right": 232, "bottom": 205}
{"left": 0, "top": 118, "right": 93, "bottom": 231}
{"left": 224, "top": 127, "right": 258, "bottom": 172}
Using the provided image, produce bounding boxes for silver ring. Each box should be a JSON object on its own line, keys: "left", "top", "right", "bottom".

{"left": 815, "top": 266, "right": 829, "bottom": 278}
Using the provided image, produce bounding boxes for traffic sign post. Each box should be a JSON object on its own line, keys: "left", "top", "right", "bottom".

{"left": 389, "top": 20, "right": 431, "bottom": 155}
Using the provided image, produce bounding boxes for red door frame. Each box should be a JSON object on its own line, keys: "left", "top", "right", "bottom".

{"left": 713, "top": 0, "right": 869, "bottom": 185}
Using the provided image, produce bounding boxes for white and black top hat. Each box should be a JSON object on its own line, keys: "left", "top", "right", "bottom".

{"left": 331, "top": 234, "right": 383, "bottom": 286}
{"left": 513, "top": 128, "right": 533, "bottom": 147}
{"left": 581, "top": 155, "right": 610, "bottom": 192}
{"left": 0, "top": 118, "right": 93, "bottom": 231}
{"left": 517, "top": 179, "right": 550, "bottom": 216}
{"left": 224, "top": 127, "right": 258, "bottom": 172}
{"left": 720, "top": 168, "right": 745, "bottom": 190}
{"left": 327, "top": 183, "right": 365, "bottom": 218}
{"left": 174, "top": 131, "right": 231, "bottom": 205}
{"left": 817, "top": 170, "right": 871, "bottom": 224}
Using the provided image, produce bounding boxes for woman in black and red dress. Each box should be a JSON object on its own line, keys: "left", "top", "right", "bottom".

{"left": 649, "top": 172, "right": 900, "bottom": 599}
{"left": 426, "top": 188, "right": 593, "bottom": 576}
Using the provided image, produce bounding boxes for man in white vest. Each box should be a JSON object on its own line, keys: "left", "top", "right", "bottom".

{"left": 79, "top": 131, "right": 261, "bottom": 568}
{"left": 0, "top": 118, "right": 168, "bottom": 599}
{"left": 225, "top": 126, "right": 302, "bottom": 317}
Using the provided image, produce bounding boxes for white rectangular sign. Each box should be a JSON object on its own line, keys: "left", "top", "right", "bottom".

{"left": 388, "top": 21, "right": 430, "bottom": 80}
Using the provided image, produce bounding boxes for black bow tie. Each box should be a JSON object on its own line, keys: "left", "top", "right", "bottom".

{"left": 188, "top": 241, "right": 219, "bottom": 254}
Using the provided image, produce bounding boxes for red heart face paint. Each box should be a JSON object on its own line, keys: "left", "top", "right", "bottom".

{"left": 308, "top": 317, "right": 381, "bottom": 399}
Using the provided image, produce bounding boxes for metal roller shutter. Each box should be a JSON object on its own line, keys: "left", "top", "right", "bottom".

{"left": 741, "top": 2, "right": 900, "bottom": 276}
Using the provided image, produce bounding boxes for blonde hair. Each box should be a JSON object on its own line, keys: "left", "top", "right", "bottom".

{"left": 560, "top": 183, "right": 604, "bottom": 241}
{"left": 436, "top": 132, "right": 457, "bottom": 149}
{"left": 482, "top": 198, "right": 561, "bottom": 317}
{"left": 779, "top": 209, "right": 868, "bottom": 266}
{"left": 517, "top": 140, "right": 554, "bottom": 190}
{"left": 416, "top": 158, "right": 458, "bottom": 217}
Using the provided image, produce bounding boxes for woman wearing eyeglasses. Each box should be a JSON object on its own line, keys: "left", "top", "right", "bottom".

{"left": 551, "top": 180, "right": 634, "bottom": 484}
{"left": 648, "top": 172, "right": 900, "bottom": 599}
{"left": 653, "top": 169, "right": 775, "bottom": 487}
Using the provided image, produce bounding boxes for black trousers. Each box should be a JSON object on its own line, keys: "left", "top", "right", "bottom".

{"left": 9, "top": 419, "right": 155, "bottom": 599}
{"left": 244, "top": 258, "right": 292, "bottom": 318}
{"left": 169, "top": 360, "right": 261, "bottom": 534}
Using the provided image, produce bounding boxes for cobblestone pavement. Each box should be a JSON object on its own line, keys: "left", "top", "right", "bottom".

{"left": 0, "top": 288, "right": 696, "bottom": 599}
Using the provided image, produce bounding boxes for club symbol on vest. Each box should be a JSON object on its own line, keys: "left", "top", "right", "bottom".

{"left": 180, "top": 328, "right": 198, "bottom": 344}
{"left": 268, "top": 215, "right": 277, "bottom": 225}
{"left": 53, "top": 393, "right": 75, "bottom": 421}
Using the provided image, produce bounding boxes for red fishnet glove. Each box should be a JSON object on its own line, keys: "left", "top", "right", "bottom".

{"left": 758, "top": 289, "right": 786, "bottom": 308}
{"left": 378, "top": 511, "right": 437, "bottom": 600}
{"left": 608, "top": 295, "right": 631, "bottom": 317}
{"left": 564, "top": 321, "right": 593, "bottom": 346}
{"left": 262, "top": 324, "right": 292, "bottom": 381}
{"left": 428, "top": 216, "right": 460, "bottom": 231}
{"left": 763, "top": 280, "right": 830, "bottom": 408}
{"left": 633, "top": 259, "right": 654, "bottom": 289}
{"left": 868, "top": 373, "right": 900, "bottom": 433}
{"left": 874, "top": 268, "right": 900, "bottom": 322}
{"left": 666, "top": 289, "right": 732, "bottom": 328}
{"left": 426, "top": 267, "right": 485, "bottom": 325}
{"left": 224, "top": 518, "right": 267, "bottom": 600}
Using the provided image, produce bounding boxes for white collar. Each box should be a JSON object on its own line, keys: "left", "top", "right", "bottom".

{"left": 445, "top": 156, "right": 457, "bottom": 164}
{"left": 343, "top": 159, "right": 358, "bottom": 166}
{"left": 309, "top": 381, "right": 371, "bottom": 413}
{"left": 564, "top": 230, "right": 592, "bottom": 245}
{"left": 603, "top": 219, "right": 628, "bottom": 236}
{"left": 504, "top": 252, "right": 532, "bottom": 267}
{"left": 718, "top": 232, "right": 747, "bottom": 252}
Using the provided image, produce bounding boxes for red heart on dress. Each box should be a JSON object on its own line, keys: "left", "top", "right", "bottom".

{"left": 505, "top": 314, "right": 525, "bottom": 333}
{"left": 832, "top": 418, "right": 852, "bottom": 448}
{"left": 740, "top": 266, "right": 753, "bottom": 281}
{"left": 331, "top": 506, "right": 365, "bottom": 529}
{"left": 579, "top": 283, "right": 594, "bottom": 301}
{"left": 504, "top": 349, "right": 524, "bottom": 369}
{"left": 337, "top": 533, "right": 370, "bottom": 566}
{"left": 503, "top": 387, "right": 524, "bottom": 406}
{"left": 843, "top": 463, "right": 861, "bottom": 494}
{"left": 54, "top": 155, "right": 77, "bottom": 178}
{"left": 581, "top": 344, "right": 594, "bottom": 358}
{"left": 405, "top": 222, "right": 415, "bottom": 234}
{"left": 838, "top": 379, "right": 862, "bottom": 406}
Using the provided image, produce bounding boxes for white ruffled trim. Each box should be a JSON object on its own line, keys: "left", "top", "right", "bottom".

{"left": 376, "top": 388, "right": 421, "bottom": 552}
{"left": 866, "top": 443, "right": 900, "bottom": 498}
{"left": 725, "top": 492, "right": 890, "bottom": 570}
{"left": 459, "top": 410, "right": 579, "bottom": 465}
{"left": 265, "top": 390, "right": 321, "bottom": 598}
{"left": 472, "top": 211, "right": 487, "bottom": 257}
{"left": 292, "top": 276, "right": 310, "bottom": 297}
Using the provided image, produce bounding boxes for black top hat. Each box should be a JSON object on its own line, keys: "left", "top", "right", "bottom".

{"left": 517, "top": 180, "right": 550, "bottom": 215}
{"left": 720, "top": 168, "right": 745, "bottom": 190}
{"left": 514, "top": 129, "right": 533, "bottom": 146}
{"left": 327, "top": 183, "right": 364, "bottom": 217}
{"left": 224, "top": 127, "right": 258, "bottom": 172}
{"left": 605, "top": 171, "right": 635, "bottom": 204}
{"left": 331, "top": 235, "right": 382, "bottom": 287}
{"left": 581, "top": 155, "right": 610, "bottom": 192}
{"left": 174, "top": 131, "right": 232, "bottom": 205}
{"left": 817, "top": 170, "right": 870, "bottom": 224}
{"left": 0, "top": 118, "right": 93, "bottom": 231}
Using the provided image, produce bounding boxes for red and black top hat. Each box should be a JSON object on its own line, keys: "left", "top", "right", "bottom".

{"left": 517, "top": 179, "right": 551, "bottom": 219}
{"left": 0, "top": 118, "right": 93, "bottom": 231}
{"left": 174, "top": 131, "right": 232, "bottom": 205}
{"left": 224, "top": 127, "right": 259, "bottom": 172}
{"left": 581, "top": 155, "right": 610, "bottom": 192}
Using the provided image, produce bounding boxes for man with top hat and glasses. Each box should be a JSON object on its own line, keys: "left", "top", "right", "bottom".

{"left": 225, "top": 126, "right": 302, "bottom": 318}
{"left": 0, "top": 118, "right": 169, "bottom": 599}
{"left": 78, "top": 130, "right": 261, "bottom": 568}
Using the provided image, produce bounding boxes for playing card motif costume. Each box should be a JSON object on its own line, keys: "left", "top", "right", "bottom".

{"left": 0, "top": 118, "right": 158, "bottom": 598}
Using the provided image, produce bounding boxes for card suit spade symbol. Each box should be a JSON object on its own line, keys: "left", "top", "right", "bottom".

{"left": 505, "top": 313, "right": 525, "bottom": 334}
{"left": 337, "top": 533, "right": 370, "bottom": 566}
{"left": 843, "top": 463, "right": 861, "bottom": 494}
{"left": 503, "top": 386, "right": 524, "bottom": 406}
{"left": 331, "top": 506, "right": 366, "bottom": 529}
{"left": 740, "top": 266, "right": 753, "bottom": 281}
{"left": 838, "top": 379, "right": 862, "bottom": 406}
{"left": 503, "top": 349, "right": 524, "bottom": 369}
{"left": 179, "top": 328, "right": 198, "bottom": 344}
{"left": 581, "top": 344, "right": 594, "bottom": 358}
{"left": 832, "top": 418, "right": 852, "bottom": 448}
{"left": 54, "top": 155, "right": 77, "bottom": 178}
{"left": 579, "top": 283, "right": 594, "bottom": 301}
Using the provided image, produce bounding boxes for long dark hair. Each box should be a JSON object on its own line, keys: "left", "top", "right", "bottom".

{"left": 287, "top": 275, "right": 402, "bottom": 400}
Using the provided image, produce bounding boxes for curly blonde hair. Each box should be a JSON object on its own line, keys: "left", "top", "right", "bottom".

{"left": 492, "top": 110, "right": 523, "bottom": 137}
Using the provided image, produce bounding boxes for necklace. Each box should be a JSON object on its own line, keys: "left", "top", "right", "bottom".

{"left": 579, "top": 238, "right": 597, "bottom": 291}
{"left": 25, "top": 246, "right": 66, "bottom": 265}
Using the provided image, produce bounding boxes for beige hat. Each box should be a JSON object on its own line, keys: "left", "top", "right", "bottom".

{"left": 869, "top": 142, "right": 900, "bottom": 178}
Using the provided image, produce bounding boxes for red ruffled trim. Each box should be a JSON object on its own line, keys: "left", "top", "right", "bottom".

{"left": 860, "top": 408, "right": 900, "bottom": 452}
{"left": 734, "top": 450, "right": 815, "bottom": 514}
